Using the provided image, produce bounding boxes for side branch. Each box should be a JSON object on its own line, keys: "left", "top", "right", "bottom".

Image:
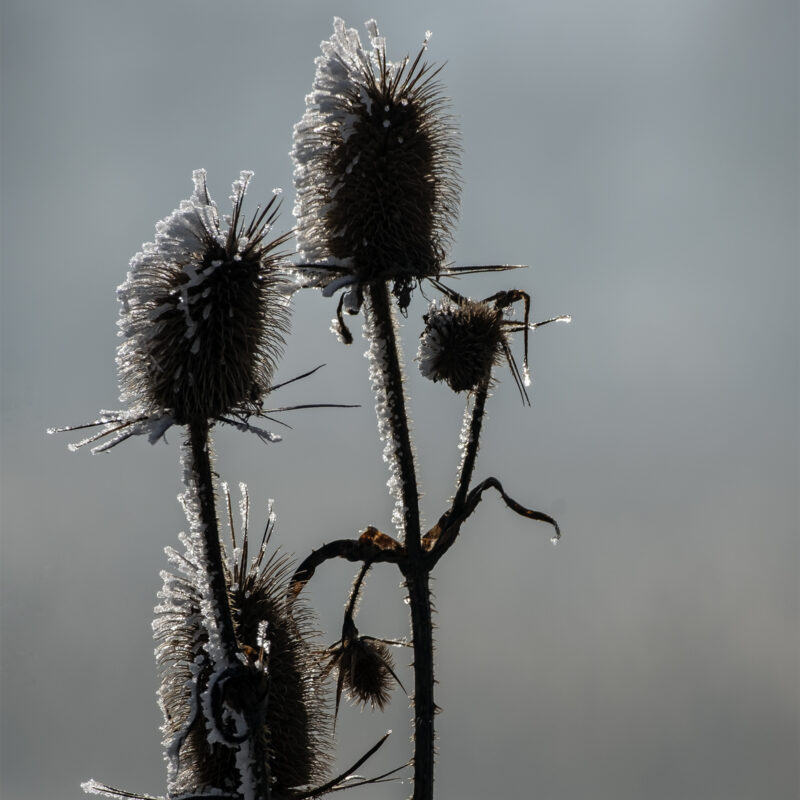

{"left": 452, "top": 381, "right": 489, "bottom": 514}
{"left": 288, "top": 534, "right": 406, "bottom": 599}
{"left": 428, "top": 476, "right": 560, "bottom": 566}
{"left": 467, "top": 477, "right": 561, "bottom": 538}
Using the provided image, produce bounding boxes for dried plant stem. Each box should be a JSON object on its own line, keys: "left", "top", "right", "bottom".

{"left": 425, "top": 379, "right": 490, "bottom": 569}
{"left": 363, "top": 282, "right": 435, "bottom": 800}
{"left": 452, "top": 379, "right": 489, "bottom": 515}
{"left": 403, "top": 568, "right": 436, "bottom": 800}
{"left": 346, "top": 561, "right": 372, "bottom": 619}
{"left": 187, "top": 422, "right": 270, "bottom": 797}
{"left": 187, "top": 420, "right": 240, "bottom": 663}
{"left": 363, "top": 282, "right": 422, "bottom": 553}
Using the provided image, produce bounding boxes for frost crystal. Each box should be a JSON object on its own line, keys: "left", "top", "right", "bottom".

{"left": 48, "top": 409, "right": 175, "bottom": 454}
{"left": 362, "top": 306, "right": 416, "bottom": 535}
{"left": 456, "top": 397, "right": 478, "bottom": 478}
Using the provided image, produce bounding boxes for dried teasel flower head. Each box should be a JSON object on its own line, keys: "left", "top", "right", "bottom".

{"left": 323, "top": 615, "right": 405, "bottom": 716}
{"left": 117, "top": 170, "right": 292, "bottom": 428}
{"left": 418, "top": 296, "right": 507, "bottom": 394}
{"left": 154, "top": 485, "right": 332, "bottom": 797}
{"left": 336, "top": 636, "right": 397, "bottom": 711}
{"left": 292, "top": 17, "right": 461, "bottom": 311}
{"left": 418, "top": 289, "right": 571, "bottom": 402}
{"left": 49, "top": 171, "right": 295, "bottom": 452}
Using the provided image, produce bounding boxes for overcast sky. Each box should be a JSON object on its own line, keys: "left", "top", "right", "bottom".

{"left": 1, "top": 2, "right": 797, "bottom": 799}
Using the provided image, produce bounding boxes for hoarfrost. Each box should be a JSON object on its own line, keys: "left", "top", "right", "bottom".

{"left": 455, "top": 398, "right": 475, "bottom": 483}
{"left": 321, "top": 274, "right": 358, "bottom": 298}
{"left": 80, "top": 779, "right": 162, "bottom": 799}
{"left": 362, "top": 302, "right": 418, "bottom": 536}
{"left": 50, "top": 409, "right": 175, "bottom": 453}
{"left": 238, "top": 481, "right": 250, "bottom": 547}
{"left": 235, "top": 738, "right": 259, "bottom": 800}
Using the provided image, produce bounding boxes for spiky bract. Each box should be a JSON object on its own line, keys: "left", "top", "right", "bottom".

{"left": 155, "top": 495, "right": 331, "bottom": 797}
{"left": 293, "top": 18, "right": 461, "bottom": 309}
{"left": 118, "top": 170, "right": 292, "bottom": 426}
{"left": 418, "top": 297, "right": 506, "bottom": 393}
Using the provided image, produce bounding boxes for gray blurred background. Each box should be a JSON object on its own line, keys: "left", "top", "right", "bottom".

{"left": 1, "top": 1, "right": 797, "bottom": 798}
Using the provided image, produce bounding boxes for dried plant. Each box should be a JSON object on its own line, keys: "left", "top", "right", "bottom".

{"left": 288, "top": 18, "right": 569, "bottom": 800}
{"left": 155, "top": 485, "right": 333, "bottom": 798}
{"left": 54, "top": 16, "right": 568, "bottom": 800}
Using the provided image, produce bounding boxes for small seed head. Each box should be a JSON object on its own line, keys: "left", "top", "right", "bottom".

{"left": 327, "top": 636, "right": 398, "bottom": 711}
{"left": 418, "top": 297, "right": 506, "bottom": 392}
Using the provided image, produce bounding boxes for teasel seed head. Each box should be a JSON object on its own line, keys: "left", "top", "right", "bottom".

{"left": 336, "top": 636, "right": 397, "bottom": 711}
{"left": 155, "top": 487, "right": 331, "bottom": 797}
{"left": 293, "top": 17, "right": 461, "bottom": 310}
{"left": 418, "top": 296, "right": 506, "bottom": 393}
{"left": 118, "top": 170, "right": 292, "bottom": 427}
{"left": 322, "top": 614, "right": 404, "bottom": 716}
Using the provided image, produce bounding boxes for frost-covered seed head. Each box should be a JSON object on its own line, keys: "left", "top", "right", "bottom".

{"left": 155, "top": 496, "right": 331, "bottom": 796}
{"left": 117, "top": 170, "right": 292, "bottom": 426}
{"left": 230, "top": 558, "right": 332, "bottom": 792}
{"left": 418, "top": 297, "right": 506, "bottom": 393}
{"left": 293, "top": 18, "right": 461, "bottom": 309}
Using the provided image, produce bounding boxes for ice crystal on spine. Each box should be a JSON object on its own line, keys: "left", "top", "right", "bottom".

{"left": 118, "top": 169, "right": 292, "bottom": 426}
{"left": 292, "top": 17, "right": 461, "bottom": 310}
{"left": 456, "top": 393, "right": 480, "bottom": 476}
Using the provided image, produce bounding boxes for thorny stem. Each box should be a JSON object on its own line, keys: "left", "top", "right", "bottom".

{"left": 424, "top": 379, "right": 490, "bottom": 569}
{"left": 187, "top": 420, "right": 240, "bottom": 663}
{"left": 363, "top": 282, "right": 422, "bottom": 554}
{"left": 362, "top": 281, "right": 434, "bottom": 800}
{"left": 188, "top": 421, "right": 271, "bottom": 798}
{"left": 346, "top": 561, "right": 372, "bottom": 620}
{"left": 452, "top": 379, "right": 490, "bottom": 516}
{"left": 402, "top": 568, "right": 436, "bottom": 800}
